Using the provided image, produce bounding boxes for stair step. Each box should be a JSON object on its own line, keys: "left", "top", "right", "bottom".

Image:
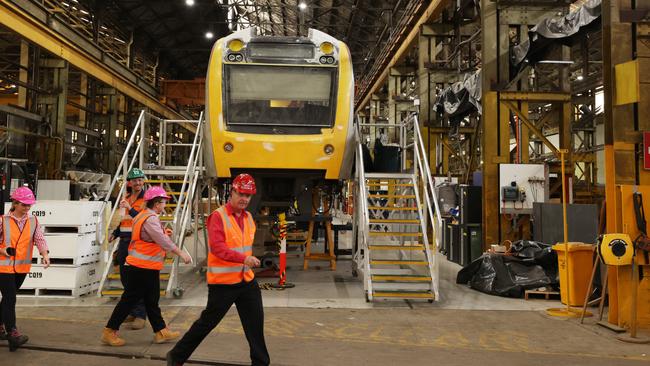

{"left": 370, "top": 259, "right": 428, "bottom": 266}
{"left": 370, "top": 268, "right": 417, "bottom": 275}
{"left": 373, "top": 290, "right": 434, "bottom": 299}
{"left": 369, "top": 232, "right": 423, "bottom": 237}
{"left": 365, "top": 183, "right": 415, "bottom": 188}
{"left": 102, "top": 289, "right": 167, "bottom": 297}
{"left": 368, "top": 206, "right": 418, "bottom": 211}
{"left": 368, "top": 245, "right": 424, "bottom": 250}
{"left": 109, "top": 273, "right": 170, "bottom": 281}
{"left": 145, "top": 179, "right": 185, "bottom": 184}
{"left": 372, "top": 275, "right": 431, "bottom": 282}
{"left": 143, "top": 169, "right": 187, "bottom": 176}
{"left": 369, "top": 219, "right": 419, "bottom": 224}
{"left": 365, "top": 173, "right": 413, "bottom": 179}
{"left": 367, "top": 194, "right": 416, "bottom": 199}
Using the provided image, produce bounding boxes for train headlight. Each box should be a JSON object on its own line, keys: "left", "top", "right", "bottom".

{"left": 227, "top": 54, "right": 236, "bottom": 62}
{"left": 235, "top": 54, "right": 243, "bottom": 62}
{"left": 319, "top": 56, "right": 328, "bottom": 64}
{"left": 324, "top": 144, "right": 334, "bottom": 155}
{"left": 228, "top": 39, "right": 245, "bottom": 52}
{"left": 326, "top": 56, "right": 335, "bottom": 64}
{"left": 319, "top": 42, "right": 334, "bottom": 55}
{"left": 224, "top": 142, "right": 234, "bottom": 152}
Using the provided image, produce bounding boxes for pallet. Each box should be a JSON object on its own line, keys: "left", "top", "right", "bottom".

{"left": 524, "top": 289, "right": 560, "bottom": 300}
{"left": 17, "top": 284, "right": 98, "bottom": 298}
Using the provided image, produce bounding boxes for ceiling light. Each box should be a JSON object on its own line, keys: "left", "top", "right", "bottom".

{"left": 576, "top": 75, "right": 584, "bottom": 81}
{"left": 299, "top": 2, "right": 307, "bottom": 10}
{"left": 185, "top": 0, "right": 195, "bottom": 6}
{"left": 205, "top": 31, "right": 214, "bottom": 39}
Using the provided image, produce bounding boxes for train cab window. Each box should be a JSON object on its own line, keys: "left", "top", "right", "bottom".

{"left": 224, "top": 65, "right": 337, "bottom": 130}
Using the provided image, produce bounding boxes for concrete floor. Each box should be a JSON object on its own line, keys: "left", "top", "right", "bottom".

{"left": 6, "top": 246, "right": 650, "bottom": 365}
{"left": 3, "top": 306, "right": 650, "bottom": 365}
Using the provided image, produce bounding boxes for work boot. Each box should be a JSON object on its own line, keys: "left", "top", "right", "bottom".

{"left": 123, "top": 315, "right": 136, "bottom": 323}
{"left": 154, "top": 328, "right": 180, "bottom": 344}
{"left": 0, "top": 324, "right": 7, "bottom": 341}
{"left": 166, "top": 350, "right": 184, "bottom": 366}
{"left": 131, "top": 317, "right": 146, "bottom": 330}
{"left": 8, "top": 328, "right": 28, "bottom": 352}
{"left": 100, "top": 327, "right": 125, "bottom": 347}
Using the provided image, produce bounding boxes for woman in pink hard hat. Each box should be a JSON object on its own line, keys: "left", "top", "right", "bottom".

{"left": 102, "top": 186, "right": 191, "bottom": 347}
{"left": 0, "top": 186, "right": 50, "bottom": 351}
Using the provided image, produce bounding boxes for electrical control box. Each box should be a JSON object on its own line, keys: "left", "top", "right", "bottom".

{"left": 499, "top": 164, "right": 548, "bottom": 214}
{"left": 502, "top": 184, "right": 520, "bottom": 202}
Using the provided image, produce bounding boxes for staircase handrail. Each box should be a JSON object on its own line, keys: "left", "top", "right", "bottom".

{"left": 354, "top": 121, "right": 373, "bottom": 297}
{"left": 96, "top": 109, "right": 146, "bottom": 297}
{"left": 166, "top": 112, "right": 204, "bottom": 296}
{"left": 408, "top": 113, "right": 442, "bottom": 299}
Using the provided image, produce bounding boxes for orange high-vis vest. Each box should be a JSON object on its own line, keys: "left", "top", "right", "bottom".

{"left": 207, "top": 206, "right": 256, "bottom": 285}
{"left": 126, "top": 210, "right": 166, "bottom": 270}
{"left": 0, "top": 215, "right": 37, "bottom": 274}
{"left": 119, "top": 192, "right": 145, "bottom": 234}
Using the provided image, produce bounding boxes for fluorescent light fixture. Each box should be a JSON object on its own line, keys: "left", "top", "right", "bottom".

{"left": 185, "top": 0, "right": 195, "bottom": 6}
{"left": 205, "top": 31, "right": 214, "bottom": 39}
{"left": 576, "top": 75, "right": 584, "bottom": 81}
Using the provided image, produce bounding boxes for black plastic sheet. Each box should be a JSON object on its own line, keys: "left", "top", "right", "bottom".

{"left": 433, "top": 69, "right": 482, "bottom": 123}
{"left": 456, "top": 240, "right": 558, "bottom": 298}
{"left": 512, "top": 0, "right": 601, "bottom": 67}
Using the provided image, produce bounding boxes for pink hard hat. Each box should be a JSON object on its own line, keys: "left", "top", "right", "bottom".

{"left": 143, "top": 186, "right": 171, "bottom": 201}
{"left": 11, "top": 186, "right": 36, "bottom": 205}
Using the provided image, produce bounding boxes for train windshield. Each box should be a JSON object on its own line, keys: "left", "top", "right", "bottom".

{"left": 224, "top": 65, "right": 336, "bottom": 128}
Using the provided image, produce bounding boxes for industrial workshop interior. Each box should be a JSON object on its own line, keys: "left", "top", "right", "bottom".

{"left": 0, "top": 0, "right": 649, "bottom": 365}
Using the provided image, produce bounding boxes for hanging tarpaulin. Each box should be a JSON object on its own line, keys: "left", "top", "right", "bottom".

{"left": 433, "top": 69, "right": 482, "bottom": 123}
{"left": 512, "top": 0, "right": 602, "bottom": 68}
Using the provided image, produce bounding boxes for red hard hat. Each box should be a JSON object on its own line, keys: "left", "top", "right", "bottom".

{"left": 232, "top": 174, "right": 256, "bottom": 194}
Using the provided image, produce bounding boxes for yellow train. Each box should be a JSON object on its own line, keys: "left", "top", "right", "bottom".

{"left": 203, "top": 28, "right": 354, "bottom": 214}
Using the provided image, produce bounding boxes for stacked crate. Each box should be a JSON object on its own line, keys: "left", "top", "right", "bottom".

{"left": 5, "top": 201, "right": 104, "bottom": 297}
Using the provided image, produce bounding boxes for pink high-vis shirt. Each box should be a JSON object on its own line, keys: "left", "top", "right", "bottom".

{"left": 0, "top": 213, "right": 48, "bottom": 254}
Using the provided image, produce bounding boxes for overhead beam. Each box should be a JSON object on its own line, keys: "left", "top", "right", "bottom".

{"left": 355, "top": 0, "right": 450, "bottom": 113}
{"left": 1, "top": 0, "right": 184, "bottom": 121}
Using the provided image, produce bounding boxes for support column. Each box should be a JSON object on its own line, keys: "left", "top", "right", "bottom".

{"left": 39, "top": 58, "right": 69, "bottom": 178}
{"left": 18, "top": 40, "right": 29, "bottom": 108}
{"left": 79, "top": 73, "right": 88, "bottom": 128}
{"left": 481, "top": 0, "right": 504, "bottom": 248}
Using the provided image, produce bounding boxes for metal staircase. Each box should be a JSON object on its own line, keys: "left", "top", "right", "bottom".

{"left": 354, "top": 114, "right": 442, "bottom": 302}
{"left": 96, "top": 110, "right": 204, "bottom": 298}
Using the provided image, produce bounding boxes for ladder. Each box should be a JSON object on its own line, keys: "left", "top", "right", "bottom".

{"left": 354, "top": 114, "right": 442, "bottom": 302}
{"left": 96, "top": 110, "right": 205, "bottom": 298}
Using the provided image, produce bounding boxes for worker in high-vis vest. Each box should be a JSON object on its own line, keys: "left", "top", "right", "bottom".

{"left": 0, "top": 186, "right": 50, "bottom": 352}
{"left": 108, "top": 167, "right": 148, "bottom": 329}
{"left": 167, "top": 173, "right": 269, "bottom": 366}
{"left": 102, "top": 186, "right": 191, "bottom": 347}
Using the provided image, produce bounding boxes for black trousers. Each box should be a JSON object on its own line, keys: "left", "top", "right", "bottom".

{"left": 169, "top": 280, "right": 270, "bottom": 366}
{"left": 106, "top": 266, "right": 166, "bottom": 332}
{"left": 116, "top": 238, "right": 147, "bottom": 320}
{"left": 0, "top": 273, "right": 27, "bottom": 331}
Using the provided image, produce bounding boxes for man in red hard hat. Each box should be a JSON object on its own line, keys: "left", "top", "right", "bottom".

{"left": 167, "top": 173, "right": 269, "bottom": 366}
